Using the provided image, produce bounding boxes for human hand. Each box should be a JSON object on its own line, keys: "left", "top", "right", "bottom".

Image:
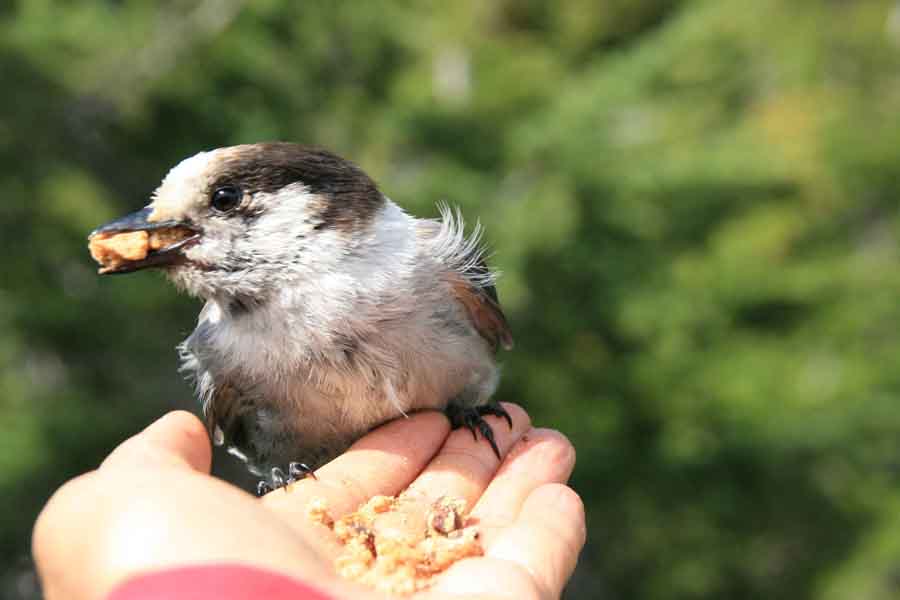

{"left": 33, "top": 405, "right": 584, "bottom": 600}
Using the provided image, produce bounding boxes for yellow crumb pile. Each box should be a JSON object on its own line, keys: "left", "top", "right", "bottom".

{"left": 307, "top": 494, "right": 482, "bottom": 595}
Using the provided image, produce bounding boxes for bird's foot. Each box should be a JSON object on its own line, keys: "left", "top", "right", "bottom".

{"left": 445, "top": 401, "right": 513, "bottom": 461}
{"left": 256, "top": 461, "right": 315, "bottom": 496}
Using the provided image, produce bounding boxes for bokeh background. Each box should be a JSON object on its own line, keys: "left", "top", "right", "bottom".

{"left": 3, "top": 1, "right": 900, "bottom": 598}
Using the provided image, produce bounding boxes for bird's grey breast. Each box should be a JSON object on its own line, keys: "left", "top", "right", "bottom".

{"left": 178, "top": 301, "right": 297, "bottom": 473}
{"left": 177, "top": 299, "right": 418, "bottom": 474}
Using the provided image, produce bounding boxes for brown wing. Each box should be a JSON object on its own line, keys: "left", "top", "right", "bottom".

{"left": 448, "top": 258, "right": 514, "bottom": 353}
{"left": 203, "top": 378, "right": 239, "bottom": 443}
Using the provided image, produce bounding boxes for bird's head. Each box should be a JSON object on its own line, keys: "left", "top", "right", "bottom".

{"left": 90, "top": 143, "right": 385, "bottom": 303}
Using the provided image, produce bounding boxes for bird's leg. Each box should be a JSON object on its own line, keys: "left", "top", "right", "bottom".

{"left": 445, "top": 400, "right": 513, "bottom": 461}
{"left": 255, "top": 462, "right": 316, "bottom": 496}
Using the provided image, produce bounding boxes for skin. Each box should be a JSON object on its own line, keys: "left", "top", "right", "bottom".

{"left": 33, "top": 404, "right": 585, "bottom": 600}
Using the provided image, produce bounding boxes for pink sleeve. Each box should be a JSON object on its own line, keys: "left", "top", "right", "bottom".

{"left": 107, "top": 564, "right": 336, "bottom": 600}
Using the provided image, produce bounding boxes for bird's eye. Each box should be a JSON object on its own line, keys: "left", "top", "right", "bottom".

{"left": 210, "top": 186, "right": 242, "bottom": 213}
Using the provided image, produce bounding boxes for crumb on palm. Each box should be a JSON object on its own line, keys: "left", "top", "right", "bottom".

{"left": 306, "top": 493, "right": 482, "bottom": 595}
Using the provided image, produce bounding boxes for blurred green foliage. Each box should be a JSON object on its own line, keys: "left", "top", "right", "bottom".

{"left": 3, "top": 1, "right": 900, "bottom": 598}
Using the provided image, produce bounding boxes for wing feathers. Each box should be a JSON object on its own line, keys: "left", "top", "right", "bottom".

{"left": 448, "top": 272, "right": 514, "bottom": 352}
{"left": 426, "top": 204, "right": 513, "bottom": 352}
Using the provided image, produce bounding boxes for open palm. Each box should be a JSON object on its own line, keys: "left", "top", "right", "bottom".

{"left": 264, "top": 404, "right": 584, "bottom": 599}
{"left": 34, "top": 406, "right": 584, "bottom": 600}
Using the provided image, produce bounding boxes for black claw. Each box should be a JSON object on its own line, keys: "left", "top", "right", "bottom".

{"left": 270, "top": 467, "right": 287, "bottom": 489}
{"left": 446, "top": 403, "right": 506, "bottom": 461}
{"left": 478, "top": 419, "right": 502, "bottom": 460}
{"left": 480, "top": 403, "right": 513, "bottom": 429}
{"left": 288, "top": 461, "right": 316, "bottom": 481}
{"left": 256, "top": 462, "right": 315, "bottom": 495}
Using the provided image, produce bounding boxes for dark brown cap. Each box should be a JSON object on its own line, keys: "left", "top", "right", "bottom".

{"left": 212, "top": 142, "right": 384, "bottom": 231}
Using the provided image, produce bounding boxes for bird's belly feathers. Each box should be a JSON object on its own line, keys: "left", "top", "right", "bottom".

{"left": 251, "top": 371, "right": 441, "bottom": 469}
{"left": 179, "top": 292, "right": 501, "bottom": 477}
{"left": 181, "top": 324, "right": 497, "bottom": 476}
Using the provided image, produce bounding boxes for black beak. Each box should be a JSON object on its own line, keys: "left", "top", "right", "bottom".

{"left": 89, "top": 207, "right": 200, "bottom": 275}
{"left": 91, "top": 207, "right": 181, "bottom": 236}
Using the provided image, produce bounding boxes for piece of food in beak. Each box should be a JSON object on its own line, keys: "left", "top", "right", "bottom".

{"left": 88, "top": 227, "right": 195, "bottom": 274}
{"left": 89, "top": 231, "right": 150, "bottom": 273}
{"left": 147, "top": 227, "right": 194, "bottom": 251}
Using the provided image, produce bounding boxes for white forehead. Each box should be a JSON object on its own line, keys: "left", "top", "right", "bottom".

{"left": 149, "top": 150, "right": 219, "bottom": 222}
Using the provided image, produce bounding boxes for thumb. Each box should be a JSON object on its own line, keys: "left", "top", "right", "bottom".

{"left": 100, "top": 411, "right": 212, "bottom": 474}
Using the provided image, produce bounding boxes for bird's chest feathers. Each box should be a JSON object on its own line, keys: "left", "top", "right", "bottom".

{"left": 186, "top": 300, "right": 412, "bottom": 458}
{"left": 194, "top": 300, "right": 339, "bottom": 382}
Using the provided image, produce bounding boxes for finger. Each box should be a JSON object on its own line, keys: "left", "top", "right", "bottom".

{"left": 100, "top": 411, "right": 212, "bottom": 474}
{"left": 427, "top": 557, "right": 543, "bottom": 600}
{"left": 262, "top": 411, "right": 450, "bottom": 533}
{"left": 404, "top": 403, "right": 531, "bottom": 511}
{"left": 472, "top": 428, "right": 576, "bottom": 543}
{"left": 486, "top": 484, "right": 586, "bottom": 599}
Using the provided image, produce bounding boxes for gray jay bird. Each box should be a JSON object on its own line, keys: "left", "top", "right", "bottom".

{"left": 90, "top": 142, "right": 513, "bottom": 494}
